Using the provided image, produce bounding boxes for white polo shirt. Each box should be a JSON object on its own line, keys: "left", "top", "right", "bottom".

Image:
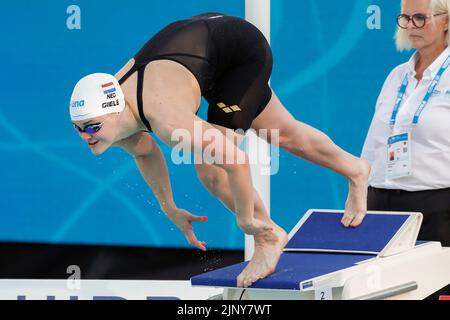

{"left": 361, "top": 47, "right": 450, "bottom": 191}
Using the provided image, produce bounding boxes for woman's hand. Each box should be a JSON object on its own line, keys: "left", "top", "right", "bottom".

{"left": 166, "top": 207, "right": 208, "bottom": 251}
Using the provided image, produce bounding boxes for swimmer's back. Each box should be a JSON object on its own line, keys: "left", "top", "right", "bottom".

{"left": 130, "top": 13, "right": 270, "bottom": 94}
{"left": 119, "top": 13, "right": 273, "bottom": 133}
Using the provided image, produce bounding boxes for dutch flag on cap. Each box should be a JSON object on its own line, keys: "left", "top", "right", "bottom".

{"left": 102, "top": 82, "right": 116, "bottom": 95}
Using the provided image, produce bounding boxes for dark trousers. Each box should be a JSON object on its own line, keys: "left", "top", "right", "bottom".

{"left": 368, "top": 187, "right": 450, "bottom": 299}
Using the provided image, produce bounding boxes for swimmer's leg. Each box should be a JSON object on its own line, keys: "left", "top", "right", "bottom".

{"left": 195, "top": 162, "right": 288, "bottom": 288}
{"left": 195, "top": 163, "right": 269, "bottom": 222}
{"left": 251, "top": 91, "right": 371, "bottom": 228}
{"left": 194, "top": 123, "right": 271, "bottom": 223}
{"left": 194, "top": 123, "right": 287, "bottom": 288}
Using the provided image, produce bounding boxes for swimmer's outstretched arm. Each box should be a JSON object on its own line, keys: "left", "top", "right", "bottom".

{"left": 114, "top": 132, "right": 208, "bottom": 250}
{"left": 114, "top": 132, "right": 176, "bottom": 211}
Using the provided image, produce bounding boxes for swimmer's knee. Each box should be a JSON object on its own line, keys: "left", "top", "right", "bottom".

{"left": 278, "top": 123, "right": 309, "bottom": 155}
{"left": 196, "top": 167, "right": 222, "bottom": 194}
{"left": 277, "top": 125, "right": 294, "bottom": 148}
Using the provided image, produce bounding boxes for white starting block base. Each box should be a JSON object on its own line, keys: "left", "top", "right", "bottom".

{"left": 224, "top": 242, "right": 450, "bottom": 300}
{"left": 191, "top": 210, "right": 450, "bottom": 300}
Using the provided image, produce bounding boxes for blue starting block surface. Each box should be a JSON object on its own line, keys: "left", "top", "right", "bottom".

{"left": 191, "top": 252, "right": 371, "bottom": 290}
{"left": 285, "top": 211, "right": 410, "bottom": 254}
{"left": 191, "top": 211, "right": 416, "bottom": 290}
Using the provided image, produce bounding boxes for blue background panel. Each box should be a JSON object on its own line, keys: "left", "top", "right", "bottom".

{"left": 0, "top": 1, "right": 411, "bottom": 249}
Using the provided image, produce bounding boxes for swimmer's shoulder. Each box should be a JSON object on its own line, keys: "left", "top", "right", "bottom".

{"left": 115, "top": 58, "right": 136, "bottom": 82}
{"left": 113, "top": 131, "right": 156, "bottom": 156}
{"left": 142, "top": 60, "right": 201, "bottom": 105}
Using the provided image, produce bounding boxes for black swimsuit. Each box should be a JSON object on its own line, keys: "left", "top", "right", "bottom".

{"left": 118, "top": 13, "right": 273, "bottom": 132}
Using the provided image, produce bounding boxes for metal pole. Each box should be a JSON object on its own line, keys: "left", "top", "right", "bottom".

{"left": 244, "top": 0, "right": 271, "bottom": 261}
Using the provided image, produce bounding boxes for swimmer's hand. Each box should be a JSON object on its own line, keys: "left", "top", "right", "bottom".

{"left": 166, "top": 208, "right": 208, "bottom": 251}
{"left": 237, "top": 217, "right": 273, "bottom": 236}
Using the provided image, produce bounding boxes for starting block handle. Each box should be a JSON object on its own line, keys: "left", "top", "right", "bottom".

{"left": 350, "top": 281, "right": 418, "bottom": 300}
{"left": 379, "top": 212, "right": 423, "bottom": 257}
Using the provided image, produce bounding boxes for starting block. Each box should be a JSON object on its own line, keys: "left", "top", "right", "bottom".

{"left": 191, "top": 210, "right": 450, "bottom": 300}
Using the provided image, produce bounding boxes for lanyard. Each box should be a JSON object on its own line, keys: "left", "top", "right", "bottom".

{"left": 390, "top": 54, "right": 450, "bottom": 127}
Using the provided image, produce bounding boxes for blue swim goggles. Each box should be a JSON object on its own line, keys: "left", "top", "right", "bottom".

{"left": 73, "top": 122, "right": 103, "bottom": 134}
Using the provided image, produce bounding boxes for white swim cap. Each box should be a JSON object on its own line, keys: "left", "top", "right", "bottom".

{"left": 70, "top": 73, "right": 125, "bottom": 121}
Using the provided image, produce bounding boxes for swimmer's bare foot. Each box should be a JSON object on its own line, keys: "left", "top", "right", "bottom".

{"left": 342, "top": 158, "right": 371, "bottom": 228}
{"left": 236, "top": 223, "right": 288, "bottom": 288}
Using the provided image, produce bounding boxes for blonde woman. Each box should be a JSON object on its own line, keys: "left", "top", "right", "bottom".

{"left": 362, "top": 0, "right": 450, "bottom": 298}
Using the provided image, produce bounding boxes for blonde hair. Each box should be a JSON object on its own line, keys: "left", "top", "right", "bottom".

{"left": 395, "top": 0, "right": 450, "bottom": 51}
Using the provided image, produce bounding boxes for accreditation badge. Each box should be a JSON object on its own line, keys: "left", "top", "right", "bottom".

{"left": 386, "top": 131, "right": 412, "bottom": 180}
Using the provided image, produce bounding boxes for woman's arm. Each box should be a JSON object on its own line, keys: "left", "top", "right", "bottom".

{"left": 114, "top": 132, "right": 208, "bottom": 250}
{"left": 114, "top": 132, "right": 176, "bottom": 213}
